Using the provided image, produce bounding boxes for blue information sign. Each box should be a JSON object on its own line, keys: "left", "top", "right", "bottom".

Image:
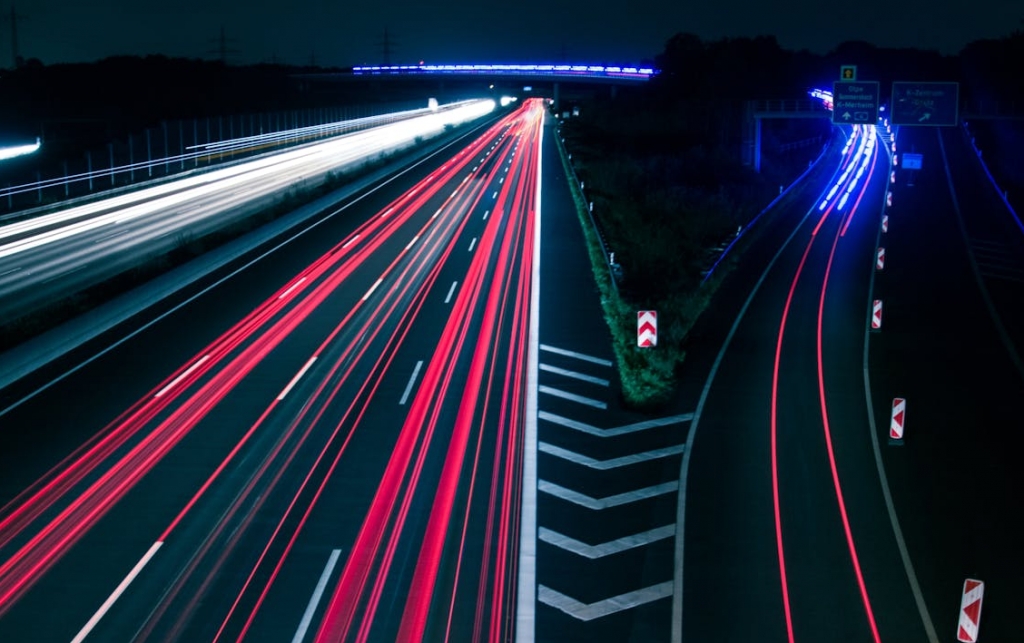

{"left": 832, "top": 81, "right": 879, "bottom": 125}
{"left": 891, "top": 82, "right": 959, "bottom": 126}
{"left": 902, "top": 153, "right": 923, "bottom": 170}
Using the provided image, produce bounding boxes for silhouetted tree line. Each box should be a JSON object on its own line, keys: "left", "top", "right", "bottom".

{"left": 0, "top": 55, "right": 471, "bottom": 192}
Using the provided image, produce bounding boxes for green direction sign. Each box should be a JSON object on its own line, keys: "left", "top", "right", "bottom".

{"left": 840, "top": 65, "right": 857, "bottom": 81}
{"left": 832, "top": 81, "right": 879, "bottom": 125}
{"left": 891, "top": 82, "right": 959, "bottom": 126}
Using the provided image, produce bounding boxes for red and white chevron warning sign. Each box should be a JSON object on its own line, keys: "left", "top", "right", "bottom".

{"left": 887, "top": 191, "right": 893, "bottom": 207}
{"left": 882, "top": 214, "right": 889, "bottom": 233}
{"left": 957, "top": 578, "right": 984, "bottom": 642}
{"left": 872, "top": 299, "right": 883, "bottom": 330}
{"left": 890, "top": 397, "right": 905, "bottom": 440}
{"left": 637, "top": 310, "right": 657, "bottom": 347}
{"left": 876, "top": 247, "right": 886, "bottom": 270}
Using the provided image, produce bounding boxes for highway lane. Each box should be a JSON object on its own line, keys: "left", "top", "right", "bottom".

{"left": 683, "top": 124, "right": 931, "bottom": 642}
{"left": 0, "top": 98, "right": 546, "bottom": 642}
{"left": 0, "top": 100, "right": 496, "bottom": 326}
{"left": 865, "top": 124, "right": 1024, "bottom": 641}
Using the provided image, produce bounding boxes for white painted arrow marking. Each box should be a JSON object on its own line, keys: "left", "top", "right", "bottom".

{"left": 539, "top": 442, "right": 684, "bottom": 470}
{"left": 539, "top": 480, "right": 678, "bottom": 509}
{"left": 538, "top": 385, "right": 606, "bottom": 409}
{"left": 539, "top": 411, "right": 692, "bottom": 438}
{"left": 538, "top": 581, "right": 673, "bottom": 621}
{"left": 539, "top": 344, "right": 613, "bottom": 367}
{"left": 539, "top": 363, "right": 609, "bottom": 387}
{"left": 539, "top": 525, "right": 675, "bottom": 559}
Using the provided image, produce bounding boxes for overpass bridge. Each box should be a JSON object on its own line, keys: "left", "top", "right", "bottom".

{"left": 292, "top": 62, "right": 657, "bottom": 110}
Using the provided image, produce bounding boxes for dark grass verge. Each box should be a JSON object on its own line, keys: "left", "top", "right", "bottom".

{"left": 554, "top": 127, "right": 837, "bottom": 411}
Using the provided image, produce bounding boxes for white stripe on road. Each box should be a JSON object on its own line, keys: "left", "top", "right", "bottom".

{"left": 539, "top": 525, "right": 675, "bottom": 559}
{"left": 483, "top": 209, "right": 490, "bottom": 220}
{"left": 539, "top": 480, "right": 678, "bottom": 510}
{"left": 278, "top": 356, "right": 317, "bottom": 401}
{"left": 362, "top": 277, "right": 383, "bottom": 301}
{"left": 291, "top": 549, "right": 342, "bottom": 643}
{"left": 278, "top": 277, "right": 307, "bottom": 299}
{"left": 539, "top": 411, "right": 692, "bottom": 438}
{"left": 538, "top": 385, "right": 606, "bottom": 409}
{"left": 468, "top": 237, "right": 477, "bottom": 252}
{"left": 444, "top": 281, "right": 458, "bottom": 304}
{"left": 492, "top": 191, "right": 498, "bottom": 199}
{"left": 404, "top": 235, "right": 419, "bottom": 251}
{"left": 399, "top": 361, "right": 424, "bottom": 406}
{"left": 539, "top": 363, "right": 609, "bottom": 386}
{"left": 155, "top": 355, "right": 210, "bottom": 398}
{"left": 538, "top": 344, "right": 613, "bottom": 367}
{"left": 539, "top": 442, "right": 684, "bottom": 470}
{"left": 71, "top": 541, "right": 163, "bottom": 643}
{"left": 341, "top": 234, "right": 359, "bottom": 248}
{"left": 537, "top": 582, "right": 673, "bottom": 621}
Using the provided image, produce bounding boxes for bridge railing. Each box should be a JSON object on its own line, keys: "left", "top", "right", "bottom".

{"left": 961, "top": 100, "right": 1024, "bottom": 120}
{"left": 750, "top": 99, "right": 831, "bottom": 116}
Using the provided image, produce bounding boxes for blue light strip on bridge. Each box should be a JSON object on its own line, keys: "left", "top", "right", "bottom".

{"left": 351, "top": 63, "right": 657, "bottom": 80}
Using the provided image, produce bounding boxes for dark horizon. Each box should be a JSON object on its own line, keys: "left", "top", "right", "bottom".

{"left": 3, "top": 0, "right": 1022, "bottom": 69}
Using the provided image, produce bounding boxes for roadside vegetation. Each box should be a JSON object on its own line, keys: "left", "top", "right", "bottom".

{"left": 557, "top": 34, "right": 832, "bottom": 409}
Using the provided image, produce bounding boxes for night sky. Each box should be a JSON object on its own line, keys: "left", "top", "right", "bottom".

{"left": 6, "top": 0, "right": 1021, "bottom": 68}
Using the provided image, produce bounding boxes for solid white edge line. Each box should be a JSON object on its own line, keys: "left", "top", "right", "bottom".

{"left": 291, "top": 549, "right": 342, "bottom": 643}
{"left": 516, "top": 108, "right": 541, "bottom": 643}
{"left": 444, "top": 281, "right": 458, "bottom": 304}
{"left": 154, "top": 354, "right": 210, "bottom": 398}
{"left": 71, "top": 541, "right": 163, "bottom": 643}
{"left": 399, "top": 360, "right": 424, "bottom": 406}
{"left": 361, "top": 277, "right": 383, "bottom": 301}
{"left": 278, "top": 356, "right": 317, "bottom": 401}
{"left": 671, "top": 135, "right": 849, "bottom": 643}
{"left": 468, "top": 237, "right": 477, "bottom": 252}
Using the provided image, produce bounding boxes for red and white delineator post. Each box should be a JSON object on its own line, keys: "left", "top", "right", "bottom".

{"left": 876, "top": 247, "right": 886, "bottom": 270}
{"left": 889, "top": 397, "right": 905, "bottom": 443}
{"left": 871, "top": 300, "right": 883, "bottom": 330}
{"left": 956, "top": 578, "right": 984, "bottom": 642}
{"left": 637, "top": 310, "right": 657, "bottom": 348}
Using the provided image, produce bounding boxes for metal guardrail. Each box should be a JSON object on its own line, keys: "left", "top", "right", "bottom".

{"left": 554, "top": 125, "right": 620, "bottom": 295}
{"left": 0, "top": 102, "right": 443, "bottom": 217}
{"left": 701, "top": 137, "right": 832, "bottom": 284}
{"left": 961, "top": 120, "right": 1024, "bottom": 235}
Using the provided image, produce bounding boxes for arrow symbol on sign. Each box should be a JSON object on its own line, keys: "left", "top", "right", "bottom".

{"left": 842, "top": 111, "right": 852, "bottom": 120}
{"left": 918, "top": 112, "right": 931, "bottom": 122}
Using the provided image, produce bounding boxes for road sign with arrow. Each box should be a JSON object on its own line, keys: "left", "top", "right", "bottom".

{"left": 832, "top": 81, "right": 879, "bottom": 125}
{"left": 891, "top": 82, "right": 959, "bottom": 126}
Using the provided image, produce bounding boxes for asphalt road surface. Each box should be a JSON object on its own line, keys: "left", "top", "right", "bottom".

{"left": 0, "top": 99, "right": 545, "bottom": 643}
{"left": 680, "top": 120, "right": 1023, "bottom": 643}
